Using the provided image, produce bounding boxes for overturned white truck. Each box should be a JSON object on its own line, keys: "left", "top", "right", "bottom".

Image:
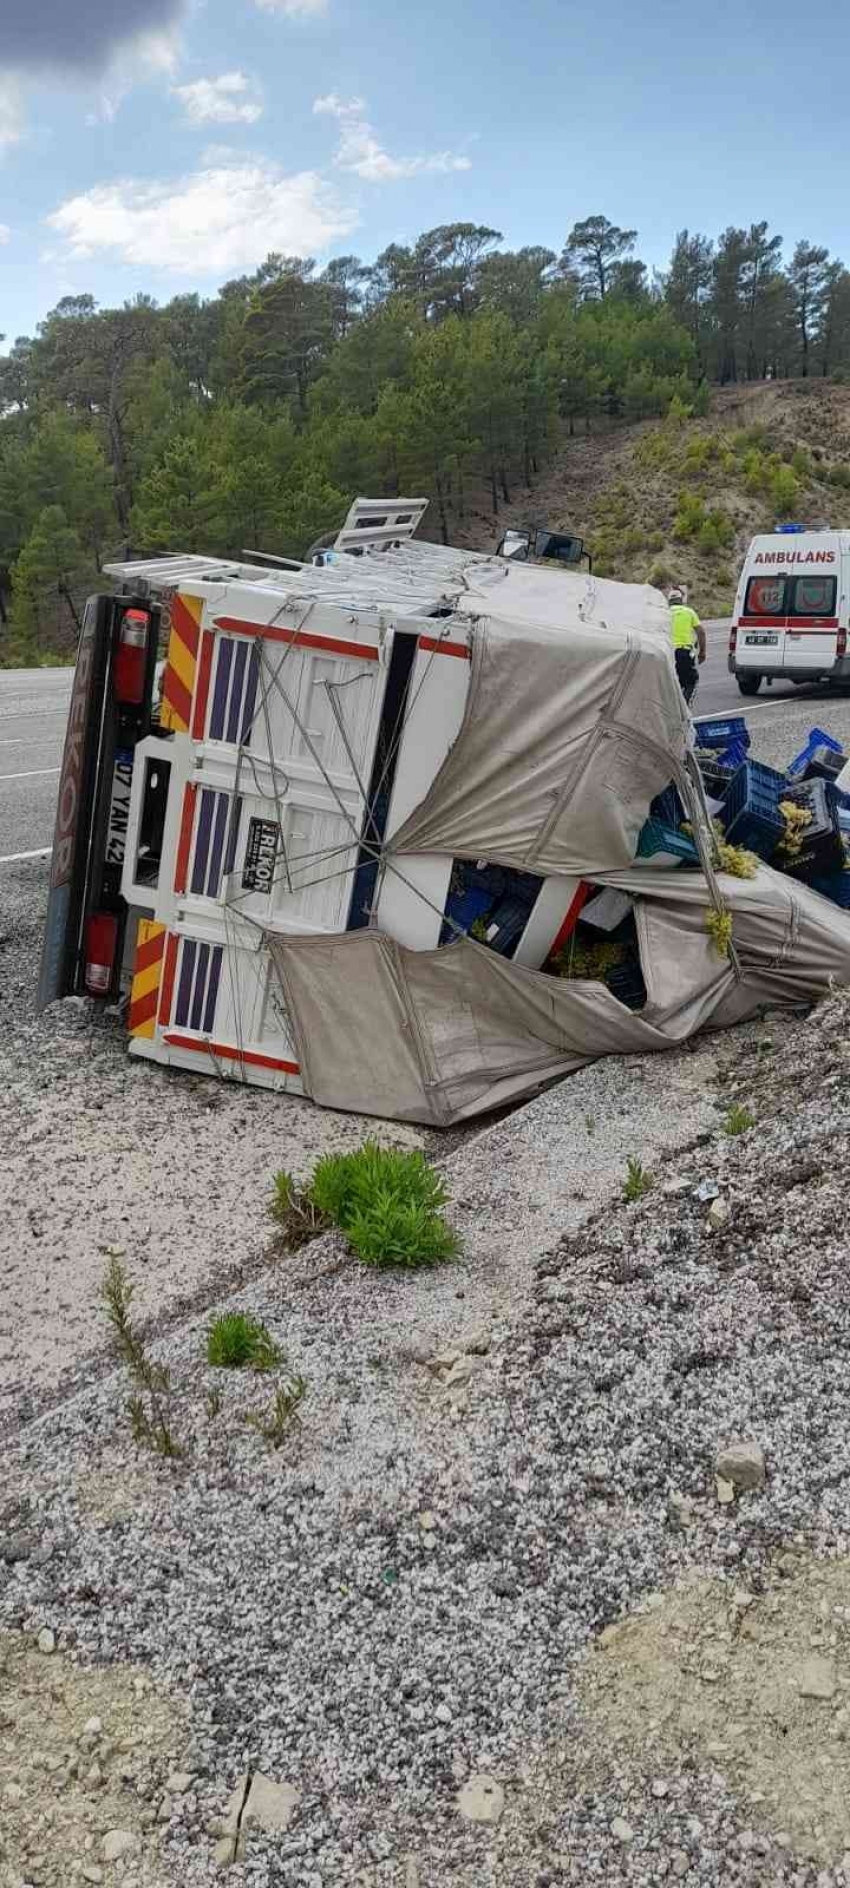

{"left": 39, "top": 497, "right": 850, "bottom": 1124}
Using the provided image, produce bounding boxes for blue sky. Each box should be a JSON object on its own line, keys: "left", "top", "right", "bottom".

{"left": 3, "top": 0, "right": 850, "bottom": 343}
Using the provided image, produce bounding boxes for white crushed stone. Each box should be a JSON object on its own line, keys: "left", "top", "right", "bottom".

{"left": 0, "top": 866, "right": 424, "bottom": 1430}
{"left": 4, "top": 987, "right": 850, "bottom": 1886}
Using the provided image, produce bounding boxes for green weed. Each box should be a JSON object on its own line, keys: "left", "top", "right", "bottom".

{"left": 100, "top": 1258, "right": 182, "bottom": 1459}
{"left": 623, "top": 1156, "right": 654, "bottom": 1203}
{"left": 248, "top": 1376, "right": 307, "bottom": 1448}
{"left": 278, "top": 1142, "right": 460, "bottom": 1270}
{"left": 722, "top": 1102, "right": 755, "bottom": 1136}
{"left": 206, "top": 1312, "right": 282, "bottom": 1372}
{"left": 270, "top": 1168, "right": 330, "bottom": 1250}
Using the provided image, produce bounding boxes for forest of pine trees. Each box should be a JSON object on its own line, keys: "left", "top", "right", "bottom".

{"left": 3, "top": 213, "right": 850, "bottom": 655}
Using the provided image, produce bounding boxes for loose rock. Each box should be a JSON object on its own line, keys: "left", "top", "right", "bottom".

{"left": 102, "top": 1829, "right": 140, "bottom": 1862}
{"left": 714, "top": 1439, "right": 766, "bottom": 1491}
{"left": 797, "top": 1655, "right": 837, "bottom": 1700}
{"left": 242, "top": 1772, "right": 301, "bottom": 1834}
{"left": 457, "top": 1773, "right": 505, "bottom": 1825}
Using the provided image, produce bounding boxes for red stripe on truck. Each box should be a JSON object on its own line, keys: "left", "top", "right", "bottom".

{"left": 191, "top": 630, "right": 214, "bottom": 739}
{"left": 214, "top": 616, "right": 379, "bottom": 662}
{"left": 173, "top": 784, "right": 197, "bottom": 895}
{"left": 418, "top": 635, "right": 470, "bottom": 659}
{"left": 549, "top": 882, "right": 591, "bottom": 957}
{"left": 158, "top": 933, "right": 179, "bottom": 1027}
{"left": 162, "top": 1033, "right": 300, "bottom": 1074}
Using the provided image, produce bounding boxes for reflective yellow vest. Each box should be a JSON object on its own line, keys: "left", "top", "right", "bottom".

{"left": 670, "top": 605, "right": 700, "bottom": 650}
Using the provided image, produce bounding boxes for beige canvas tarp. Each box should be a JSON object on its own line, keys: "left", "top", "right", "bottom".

{"left": 387, "top": 608, "right": 692, "bottom": 877}
{"left": 264, "top": 574, "right": 850, "bottom": 1123}
{"left": 268, "top": 867, "right": 850, "bottom": 1126}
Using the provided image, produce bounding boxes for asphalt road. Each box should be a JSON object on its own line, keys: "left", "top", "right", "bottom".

{"left": 695, "top": 617, "right": 850, "bottom": 718}
{"left": 0, "top": 667, "right": 72, "bottom": 863}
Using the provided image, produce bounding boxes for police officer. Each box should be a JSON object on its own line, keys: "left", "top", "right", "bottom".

{"left": 668, "top": 586, "right": 706, "bottom": 705}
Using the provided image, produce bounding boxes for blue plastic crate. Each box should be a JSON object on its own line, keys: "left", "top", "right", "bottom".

{"left": 718, "top": 735, "right": 750, "bottom": 771}
{"left": 606, "top": 958, "right": 647, "bottom": 1011}
{"left": 636, "top": 820, "right": 699, "bottom": 863}
{"left": 650, "top": 782, "right": 684, "bottom": 825}
{"left": 693, "top": 715, "right": 751, "bottom": 753}
{"left": 723, "top": 761, "right": 787, "bottom": 860}
{"left": 442, "top": 885, "right": 492, "bottom": 938}
{"left": 806, "top": 871, "right": 850, "bottom": 909}
{"left": 786, "top": 726, "right": 844, "bottom": 781}
{"left": 696, "top": 753, "right": 736, "bottom": 802}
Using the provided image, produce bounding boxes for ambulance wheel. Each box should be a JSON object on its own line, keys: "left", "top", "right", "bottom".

{"left": 736, "top": 673, "right": 761, "bottom": 697}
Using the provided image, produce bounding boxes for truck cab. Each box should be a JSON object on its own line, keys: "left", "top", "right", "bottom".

{"left": 729, "top": 527, "right": 850, "bottom": 695}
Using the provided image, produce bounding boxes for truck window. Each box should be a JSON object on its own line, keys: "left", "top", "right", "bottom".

{"left": 745, "top": 575, "right": 786, "bottom": 615}
{"left": 789, "top": 575, "right": 837, "bottom": 617}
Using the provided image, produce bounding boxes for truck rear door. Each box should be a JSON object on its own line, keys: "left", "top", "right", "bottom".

{"left": 37, "top": 593, "right": 159, "bottom": 1008}
{"left": 736, "top": 571, "right": 786, "bottom": 672}
{"left": 737, "top": 568, "right": 841, "bottom": 676}
{"left": 782, "top": 570, "right": 841, "bottom": 673}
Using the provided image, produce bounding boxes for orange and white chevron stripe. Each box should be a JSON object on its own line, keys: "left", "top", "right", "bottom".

{"left": 128, "top": 921, "right": 167, "bottom": 1038}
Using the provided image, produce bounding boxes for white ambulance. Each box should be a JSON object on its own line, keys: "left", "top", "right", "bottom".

{"left": 729, "top": 527, "right": 850, "bottom": 695}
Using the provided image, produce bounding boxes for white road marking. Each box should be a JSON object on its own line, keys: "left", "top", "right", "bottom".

{"left": 0, "top": 732, "right": 65, "bottom": 748}
{"left": 0, "top": 767, "right": 61, "bottom": 781}
{"left": 0, "top": 847, "right": 52, "bottom": 865}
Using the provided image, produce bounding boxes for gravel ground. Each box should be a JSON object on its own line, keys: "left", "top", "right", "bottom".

{"left": 5, "top": 981, "right": 850, "bottom": 1886}
{"left": 6, "top": 704, "right": 850, "bottom": 1886}
{"left": 0, "top": 863, "right": 424, "bottom": 1432}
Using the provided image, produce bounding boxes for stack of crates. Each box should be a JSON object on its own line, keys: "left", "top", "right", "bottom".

{"left": 693, "top": 715, "right": 752, "bottom": 806}
{"left": 722, "top": 761, "right": 787, "bottom": 861}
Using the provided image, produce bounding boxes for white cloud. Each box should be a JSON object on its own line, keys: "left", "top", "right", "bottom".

{"left": 172, "top": 71, "right": 263, "bottom": 126}
{"left": 313, "top": 93, "right": 470, "bottom": 183}
{"left": 84, "top": 24, "right": 183, "bottom": 125}
{"left": 0, "top": 76, "right": 25, "bottom": 151}
{"left": 47, "top": 157, "right": 357, "bottom": 273}
{"left": 255, "top": 0, "right": 327, "bottom": 15}
{"left": 134, "top": 24, "right": 183, "bottom": 73}
{"left": 0, "top": 224, "right": 10, "bottom": 243}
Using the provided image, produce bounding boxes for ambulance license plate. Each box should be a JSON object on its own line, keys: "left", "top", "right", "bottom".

{"left": 105, "top": 748, "right": 134, "bottom": 866}
{"left": 744, "top": 633, "right": 778, "bottom": 646}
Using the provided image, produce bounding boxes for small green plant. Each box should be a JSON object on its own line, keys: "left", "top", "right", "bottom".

{"left": 101, "top": 1258, "right": 182, "bottom": 1459}
{"left": 623, "top": 1156, "right": 654, "bottom": 1203}
{"left": 270, "top": 1168, "right": 330, "bottom": 1250}
{"left": 296, "top": 1142, "right": 459, "bottom": 1269}
{"left": 706, "top": 905, "right": 733, "bottom": 957}
{"left": 722, "top": 1102, "right": 755, "bottom": 1136}
{"left": 248, "top": 1376, "right": 307, "bottom": 1448}
{"left": 469, "top": 916, "right": 490, "bottom": 942}
{"left": 206, "top": 1312, "right": 281, "bottom": 1372}
{"left": 673, "top": 490, "right": 706, "bottom": 542}
{"left": 770, "top": 463, "right": 801, "bottom": 517}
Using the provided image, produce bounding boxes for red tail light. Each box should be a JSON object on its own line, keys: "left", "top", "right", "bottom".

{"left": 114, "top": 608, "right": 149, "bottom": 705}
{"left": 84, "top": 912, "right": 118, "bottom": 995}
{"left": 728, "top": 625, "right": 738, "bottom": 656}
{"left": 837, "top": 627, "right": 847, "bottom": 658}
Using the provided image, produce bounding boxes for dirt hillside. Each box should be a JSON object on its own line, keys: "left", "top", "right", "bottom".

{"left": 458, "top": 378, "right": 850, "bottom": 614}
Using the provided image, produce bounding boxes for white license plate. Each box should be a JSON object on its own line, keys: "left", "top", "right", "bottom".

{"left": 105, "top": 749, "right": 133, "bottom": 866}
{"left": 745, "top": 633, "right": 778, "bottom": 646}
